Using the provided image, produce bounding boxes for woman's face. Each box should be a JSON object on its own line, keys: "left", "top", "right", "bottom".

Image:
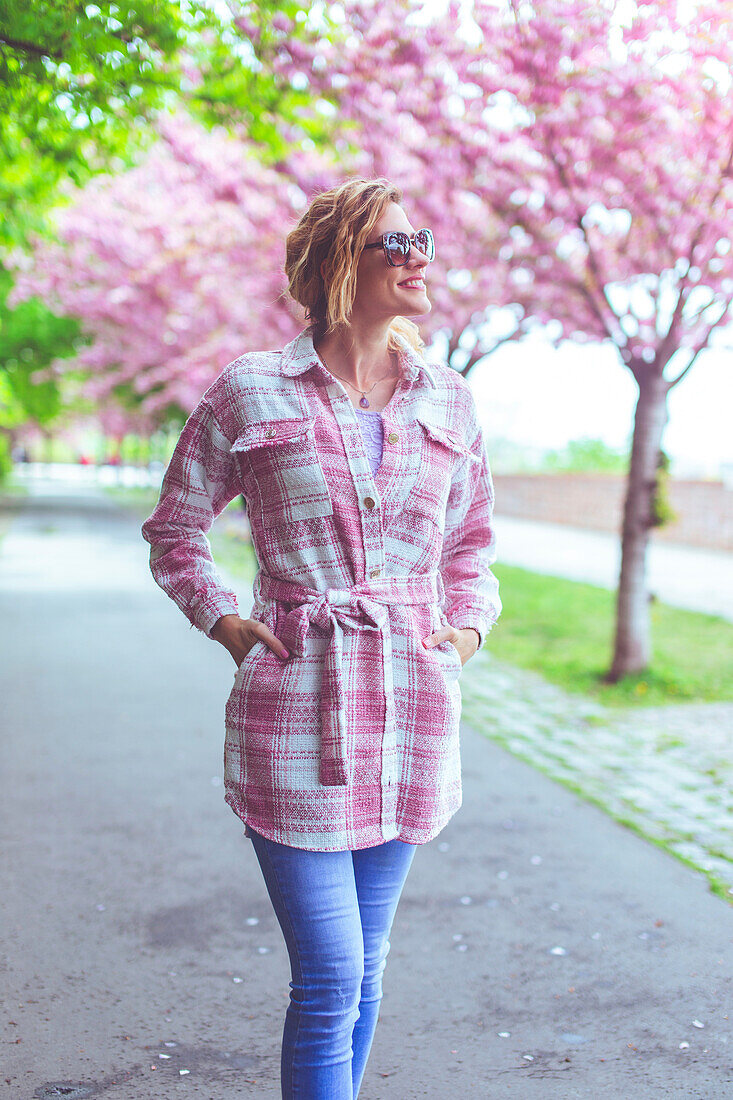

{"left": 352, "top": 201, "right": 432, "bottom": 322}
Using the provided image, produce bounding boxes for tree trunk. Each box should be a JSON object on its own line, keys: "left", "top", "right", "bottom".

{"left": 606, "top": 365, "right": 669, "bottom": 681}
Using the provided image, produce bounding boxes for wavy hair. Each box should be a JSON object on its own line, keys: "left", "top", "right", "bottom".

{"left": 284, "top": 177, "right": 425, "bottom": 356}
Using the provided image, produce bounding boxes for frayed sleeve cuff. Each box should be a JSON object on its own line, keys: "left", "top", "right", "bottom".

{"left": 189, "top": 592, "right": 240, "bottom": 639}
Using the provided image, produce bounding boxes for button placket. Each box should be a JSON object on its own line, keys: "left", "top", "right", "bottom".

{"left": 324, "top": 381, "right": 386, "bottom": 585}
{"left": 361, "top": 491, "right": 384, "bottom": 581}
{"left": 321, "top": 372, "right": 406, "bottom": 804}
{"left": 326, "top": 383, "right": 376, "bottom": 484}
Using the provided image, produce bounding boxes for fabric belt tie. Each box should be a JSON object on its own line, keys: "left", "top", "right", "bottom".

{"left": 252, "top": 571, "right": 445, "bottom": 787}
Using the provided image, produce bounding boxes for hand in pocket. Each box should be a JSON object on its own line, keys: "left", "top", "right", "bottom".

{"left": 211, "top": 614, "right": 290, "bottom": 665}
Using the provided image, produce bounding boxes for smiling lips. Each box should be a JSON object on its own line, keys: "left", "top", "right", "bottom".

{"left": 398, "top": 278, "right": 425, "bottom": 290}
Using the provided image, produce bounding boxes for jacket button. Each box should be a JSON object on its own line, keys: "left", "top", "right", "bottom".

{"left": 363, "top": 496, "right": 376, "bottom": 510}
{"left": 387, "top": 431, "right": 399, "bottom": 444}
{"left": 370, "top": 567, "right": 381, "bottom": 578}
{"left": 264, "top": 428, "right": 275, "bottom": 438}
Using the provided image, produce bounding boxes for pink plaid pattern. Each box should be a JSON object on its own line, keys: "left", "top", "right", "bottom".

{"left": 141, "top": 327, "right": 502, "bottom": 850}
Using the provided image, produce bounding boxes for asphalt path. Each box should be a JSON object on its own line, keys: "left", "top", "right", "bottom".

{"left": 1, "top": 486, "right": 731, "bottom": 1099}
{"left": 494, "top": 515, "right": 733, "bottom": 623}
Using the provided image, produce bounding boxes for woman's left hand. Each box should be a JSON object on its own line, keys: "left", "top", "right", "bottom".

{"left": 422, "top": 624, "right": 480, "bottom": 666}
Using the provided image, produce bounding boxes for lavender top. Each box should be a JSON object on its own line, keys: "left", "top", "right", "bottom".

{"left": 354, "top": 407, "right": 384, "bottom": 475}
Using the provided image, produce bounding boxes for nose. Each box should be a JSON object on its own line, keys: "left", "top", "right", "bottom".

{"left": 406, "top": 245, "right": 429, "bottom": 268}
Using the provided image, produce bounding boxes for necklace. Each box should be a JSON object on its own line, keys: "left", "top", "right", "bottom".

{"left": 318, "top": 351, "right": 397, "bottom": 408}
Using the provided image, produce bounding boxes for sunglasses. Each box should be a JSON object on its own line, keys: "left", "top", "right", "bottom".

{"left": 363, "top": 228, "right": 435, "bottom": 267}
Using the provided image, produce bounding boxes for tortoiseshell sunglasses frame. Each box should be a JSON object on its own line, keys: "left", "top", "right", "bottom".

{"left": 363, "top": 228, "right": 435, "bottom": 266}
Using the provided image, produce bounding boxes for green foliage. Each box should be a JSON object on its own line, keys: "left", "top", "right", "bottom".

{"left": 543, "top": 436, "right": 629, "bottom": 473}
{"left": 0, "top": 1, "right": 336, "bottom": 451}
{"left": 208, "top": 518, "right": 260, "bottom": 585}
{"left": 0, "top": 0, "right": 332, "bottom": 246}
{"left": 0, "top": 0, "right": 185, "bottom": 246}
{"left": 187, "top": 1, "right": 340, "bottom": 163}
{"left": 0, "top": 262, "right": 80, "bottom": 426}
{"left": 484, "top": 563, "right": 733, "bottom": 706}
{"left": 0, "top": 430, "right": 11, "bottom": 479}
{"left": 650, "top": 448, "right": 677, "bottom": 527}
{"left": 0, "top": 259, "right": 88, "bottom": 483}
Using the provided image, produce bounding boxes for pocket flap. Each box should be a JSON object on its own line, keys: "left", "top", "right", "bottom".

{"left": 415, "top": 416, "right": 480, "bottom": 462}
{"left": 230, "top": 416, "right": 317, "bottom": 453}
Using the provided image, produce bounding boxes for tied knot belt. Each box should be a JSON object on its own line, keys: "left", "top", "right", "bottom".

{"left": 253, "top": 570, "right": 446, "bottom": 788}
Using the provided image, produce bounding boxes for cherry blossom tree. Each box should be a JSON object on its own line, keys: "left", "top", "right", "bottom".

{"left": 13, "top": 0, "right": 733, "bottom": 680}
{"left": 10, "top": 113, "right": 308, "bottom": 424}
{"left": 256, "top": 0, "right": 733, "bottom": 678}
{"left": 240, "top": 0, "right": 524, "bottom": 366}
{"left": 450, "top": 0, "right": 733, "bottom": 679}
{"left": 0, "top": 0, "right": 335, "bottom": 474}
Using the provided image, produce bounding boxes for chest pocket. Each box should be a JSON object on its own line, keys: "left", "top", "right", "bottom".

{"left": 406, "top": 415, "right": 480, "bottom": 522}
{"left": 230, "top": 416, "right": 333, "bottom": 529}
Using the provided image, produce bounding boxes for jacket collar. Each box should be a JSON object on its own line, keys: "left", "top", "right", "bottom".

{"left": 280, "top": 327, "right": 437, "bottom": 389}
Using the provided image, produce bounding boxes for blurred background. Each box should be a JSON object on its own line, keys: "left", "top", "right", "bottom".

{"left": 1, "top": 0, "right": 731, "bottom": 894}
{"left": 2, "top": 5, "right": 733, "bottom": 1097}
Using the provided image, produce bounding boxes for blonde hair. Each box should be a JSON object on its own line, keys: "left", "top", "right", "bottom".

{"left": 284, "top": 177, "right": 425, "bottom": 356}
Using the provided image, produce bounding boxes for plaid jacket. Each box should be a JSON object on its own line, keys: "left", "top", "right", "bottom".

{"left": 141, "top": 327, "right": 501, "bottom": 850}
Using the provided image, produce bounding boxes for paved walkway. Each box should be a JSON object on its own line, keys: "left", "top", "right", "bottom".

{"left": 2, "top": 479, "right": 731, "bottom": 896}
{"left": 1, "top": 483, "right": 732, "bottom": 1098}
{"left": 494, "top": 515, "right": 733, "bottom": 622}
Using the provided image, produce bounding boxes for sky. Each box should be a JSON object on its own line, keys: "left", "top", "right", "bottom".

{"left": 461, "top": 337, "right": 733, "bottom": 479}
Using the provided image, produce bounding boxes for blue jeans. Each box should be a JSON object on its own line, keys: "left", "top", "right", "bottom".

{"left": 248, "top": 827, "right": 418, "bottom": 1099}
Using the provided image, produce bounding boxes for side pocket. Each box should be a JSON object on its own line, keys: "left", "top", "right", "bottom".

{"left": 431, "top": 605, "right": 463, "bottom": 680}
{"left": 235, "top": 638, "right": 264, "bottom": 676}
{"left": 232, "top": 597, "right": 283, "bottom": 684}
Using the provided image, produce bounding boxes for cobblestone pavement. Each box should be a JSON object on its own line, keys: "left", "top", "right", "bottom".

{"left": 460, "top": 654, "right": 733, "bottom": 898}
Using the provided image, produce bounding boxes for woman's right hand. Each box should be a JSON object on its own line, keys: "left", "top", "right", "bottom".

{"left": 211, "top": 614, "right": 290, "bottom": 666}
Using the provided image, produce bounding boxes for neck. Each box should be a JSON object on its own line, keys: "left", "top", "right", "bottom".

{"left": 314, "top": 318, "right": 396, "bottom": 392}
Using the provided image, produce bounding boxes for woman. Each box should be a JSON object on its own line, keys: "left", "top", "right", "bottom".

{"left": 141, "top": 177, "right": 501, "bottom": 1098}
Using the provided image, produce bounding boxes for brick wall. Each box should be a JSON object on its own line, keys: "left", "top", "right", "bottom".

{"left": 492, "top": 473, "right": 733, "bottom": 551}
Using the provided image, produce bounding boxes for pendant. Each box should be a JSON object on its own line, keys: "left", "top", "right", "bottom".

{"left": 359, "top": 395, "right": 370, "bottom": 408}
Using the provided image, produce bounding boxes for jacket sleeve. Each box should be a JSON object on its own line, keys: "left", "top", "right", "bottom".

{"left": 141, "top": 396, "right": 242, "bottom": 639}
{"left": 439, "top": 420, "right": 502, "bottom": 651}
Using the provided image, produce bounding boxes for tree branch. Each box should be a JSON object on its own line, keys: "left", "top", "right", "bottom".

{"left": 461, "top": 329, "right": 518, "bottom": 377}
{"left": 665, "top": 294, "right": 733, "bottom": 390}
{"left": 0, "top": 34, "right": 63, "bottom": 59}
{"left": 535, "top": 125, "right": 624, "bottom": 349}
{"left": 658, "top": 140, "right": 733, "bottom": 362}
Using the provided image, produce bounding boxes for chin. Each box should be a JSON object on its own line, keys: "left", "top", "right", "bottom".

{"left": 406, "top": 296, "right": 431, "bottom": 318}
{"left": 394, "top": 287, "right": 431, "bottom": 310}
